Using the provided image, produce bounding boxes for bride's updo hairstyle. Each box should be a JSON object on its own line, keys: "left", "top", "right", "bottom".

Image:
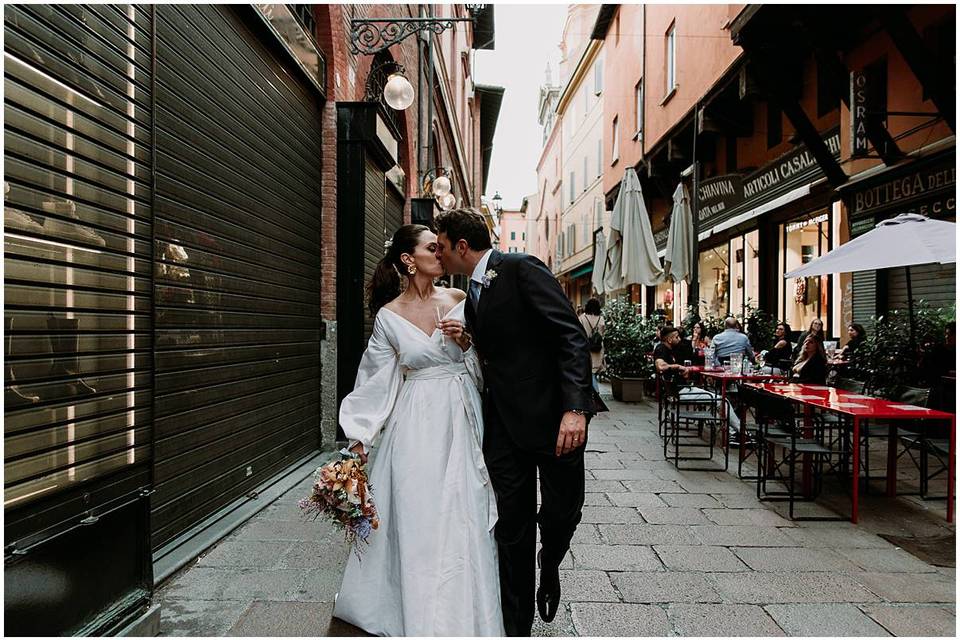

{"left": 368, "top": 224, "right": 431, "bottom": 316}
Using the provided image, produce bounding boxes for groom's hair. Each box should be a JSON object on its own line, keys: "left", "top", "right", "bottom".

{"left": 433, "top": 208, "right": 493, "bottom": 251}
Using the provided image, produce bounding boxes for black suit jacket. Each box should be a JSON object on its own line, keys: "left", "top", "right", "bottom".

{"left": 464, "top": 250, "right": 594, "bottom": 454}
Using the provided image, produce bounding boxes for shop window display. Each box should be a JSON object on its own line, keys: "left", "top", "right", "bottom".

{"left": 698, "top": 245, "right": 729, "bottom": 319}
{"left": 781, "top": 212, "right": 831, "bottom": 334}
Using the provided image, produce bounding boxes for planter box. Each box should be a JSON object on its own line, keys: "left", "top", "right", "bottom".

{"left": 610, "top": 375, "right": 646, "bottom": 402}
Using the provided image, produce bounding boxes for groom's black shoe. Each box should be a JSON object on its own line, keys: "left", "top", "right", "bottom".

{"left": 536, "top": 549, "right": 561, "bottom": 623}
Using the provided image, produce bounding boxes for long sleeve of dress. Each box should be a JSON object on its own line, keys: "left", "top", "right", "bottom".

{"left": 339, "top": 314, "right": 402, "bottom": 451}
{"left": 462, "top": 345, "right": 484, "bottom": 392}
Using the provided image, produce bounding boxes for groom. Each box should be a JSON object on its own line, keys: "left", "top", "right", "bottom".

{"left": 435, "top": 208, "right": 595, "bottom": 636}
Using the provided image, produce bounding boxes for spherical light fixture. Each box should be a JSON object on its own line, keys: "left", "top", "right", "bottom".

{"left": 383, "top": 72, "right": 414, "bottom": 110}
{"left": 438, "top": 192, "right": 457, "bottom": 210}
{"left": 431, "top": 175, "right": 452, "bottom": 197}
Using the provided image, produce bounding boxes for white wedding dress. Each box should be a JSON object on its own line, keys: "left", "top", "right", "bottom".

{"left": 333, "top": 300, "right": 504, "bottom": 637}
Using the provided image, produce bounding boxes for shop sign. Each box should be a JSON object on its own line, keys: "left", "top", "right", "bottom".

{"left": 696, "top": 128, "right": 841, "bottom": 228}
{"left": 850, "top": 161, "right": 956, "bottom": 219}
{"left": 850, "top": 71, "right": 870, "bottom": 158}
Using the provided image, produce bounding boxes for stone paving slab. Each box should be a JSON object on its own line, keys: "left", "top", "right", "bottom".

{"left": 161, "top": 567, "right": 309, "bottom": 602}
{"left": 654, "top": 545, "right": 750, "bottom": 572}
{"left": 159, "top": 597, "right": 248, "bottom": 636}
{"left": 605, "top": 491, "right": 668, "bottom": 508}
{"left": 570, "top": 543, "right": 663, "bottom": 571}
{"left": 579, "top": 505, "right": 644, "bottom": 524}
{"left": 667, "top": 603, "right": 786, "bottom": 636}
{"left": 701, "top": 507, "right": 794, "bottom": 527}
{"left": 764, "top": 603, "right": 892, "bottom": 636}
{"left": 639, "top": 507, "right": 713, "bottom": 525}
{"left": 859, "top": 604, "right": 957, "bottom": 637}
{"left": 711, "top": 572, "right": 882, "bottom": 604}
{"left": 570, "top": 603, "right": 670, "bottom": 636}
{"left": 195, "top": 540, "right": 294, "bottom": 569}
{"left": 558, "top": 570, "right": 620, "bottom": 602}
{"left": 228, "top": 600, "right": 336, "bottom": 636}
{"left": 613, "top": 571, "right": 722, "bottom": 604}
{"left": 658, "top": 492, "right": 722, "bottom": 508}
{"left": 854, "top": 572, "right": 956, "bottom": 603}
{"left": 832, "top": 546, "right": 940, "bottom": 573}
{"left": 599, "top": 523, "right": 701, "bottom": 546}
{"left": 689, "top": 524, "right": 796, "bottom": 547}
{"left": 731, "top": 546, "right": 861, "bottom": 573}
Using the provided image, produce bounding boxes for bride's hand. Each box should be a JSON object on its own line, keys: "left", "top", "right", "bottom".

{"left": 349, "top": 441, "right": 368, "bottom": 465}
{"left": 438, "top": 319, "right": 471, "bottom": 351}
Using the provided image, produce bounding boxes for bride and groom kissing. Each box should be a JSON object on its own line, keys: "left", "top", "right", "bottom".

{"left": 333, "top": 208, "right": 600, "bottom": 636}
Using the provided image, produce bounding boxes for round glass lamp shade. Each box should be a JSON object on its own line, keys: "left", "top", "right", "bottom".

{"left": 438, "top": 192, "right": 457, "bottom": 210}
{"left": 431, "top": 175, "right": 452, "bottom": 197}
{"left": 383, "top": 73, "right": 415, "bottom": 110}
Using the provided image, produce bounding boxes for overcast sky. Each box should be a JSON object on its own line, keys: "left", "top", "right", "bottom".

{"left": 475, "top": 4, "right": 568, "bottom": 210}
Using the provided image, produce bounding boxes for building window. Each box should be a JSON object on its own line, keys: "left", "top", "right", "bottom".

{"left": 594, "top": 59, "right": 603, "bottom": 95}
{"left": 611, "top": 116, "right": 620, "bottom": 164}
{"left": 510, "top": 231, "right": 516, "bottom": 240}
{"left": 635, "top": 80, "right": 644, "bottom": 138}
{"left": 568, "top": 224, "right": 577, "bottom": 253}
{"left": 726, "top": 135, "right": 738, "bottom": 173}
{"left": 767, "top": 101, "right": 782, "bottom": 149}
{"left": 666, "top": 22, "right": 677, "bottom": 95}
{"left": 583, "top": 214, "right": 590, "bottom": 245}
{"left": 595, "top": 199, "right": 603, "bottom": 230}
{"left": 583, "top": 157, "right": 588, "bottom": 191}
{"left": 522, "top": 232, "right": 526, "bottom": 240}
{"left": 596, "top": 138, "right": 602, "bottom": 177}
{"left": 780, "top": 210, "right": 832, "bottom": 334}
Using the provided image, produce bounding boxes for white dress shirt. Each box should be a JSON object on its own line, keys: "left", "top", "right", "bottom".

{"left": 470, "top": 249, "right": 494, "bottom": 301}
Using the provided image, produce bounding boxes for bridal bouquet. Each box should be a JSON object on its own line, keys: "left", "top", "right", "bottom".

{"left": 299, "top": 449, "right": 379, "bottom": 556}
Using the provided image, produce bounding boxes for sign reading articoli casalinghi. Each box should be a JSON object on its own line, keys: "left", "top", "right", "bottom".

{"left": 695, "top": 128, "right": 841, "bottom": 227}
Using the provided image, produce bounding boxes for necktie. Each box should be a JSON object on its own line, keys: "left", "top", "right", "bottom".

{"left": 468, "top": 279, "right": 481, "bottom": 311}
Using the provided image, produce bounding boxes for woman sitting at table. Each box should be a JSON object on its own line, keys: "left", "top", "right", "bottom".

{"left": 767, "top": 322, "right": 793, "bottom": 373}
{"left": 791, "top": 335, "right": 827, "bottom": 384}
{"left": 837, "top": 323, "right": 866, "bottom": 362}
{"left": 688, "top": 321, "right": 711, "bottom": 365}
{"left": 792, "top": 318, "right": 825, "bottom": 360}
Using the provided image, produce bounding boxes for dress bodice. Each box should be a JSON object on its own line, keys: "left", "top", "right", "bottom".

{"left": 378, "top": 300, "right": 469, "bottom": 372}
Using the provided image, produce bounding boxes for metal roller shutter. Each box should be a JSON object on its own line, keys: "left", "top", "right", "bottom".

{"left": 4, "top": 2, "right": 154, "bottom": 523}
{"left": 850, "top": 216, "right": 878, "bottom": 328}
{"left": 151, "top": 5, "right": 322, "bottom": 551}
{"left": 363, "top": 158, "right": 386, "bottom": 340}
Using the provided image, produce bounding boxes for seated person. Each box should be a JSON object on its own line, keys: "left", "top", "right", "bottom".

{"left": 710, "top": 317, "right": 756, "bottom": 364}
{"left": 792, "top": 318, "right": 825, "bottom": 360}
{"left": 766, "top": 322, "right": 793, "bottom": 373}
{"left": 791, "top": 335, "right": 827, "bottom": 384}
{"left": 837, "top": 323, "right": 866, "bottom": 362}
{"left": 673, "top": 327, "right": 695, "bottom": 365}
{"left": 655, "top": 326, "right": 740, "bottom": 436}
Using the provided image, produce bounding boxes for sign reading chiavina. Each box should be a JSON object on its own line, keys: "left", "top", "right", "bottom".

{"left": 695, "top": 128, "right": 841, "bottom": 226}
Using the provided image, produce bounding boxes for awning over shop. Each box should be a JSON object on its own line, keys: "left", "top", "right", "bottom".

{"left": 569, "top": 263, "right": 593, "bottom": 279}
{"left": 476, "top": 84, "right": 504, "bottom": 194}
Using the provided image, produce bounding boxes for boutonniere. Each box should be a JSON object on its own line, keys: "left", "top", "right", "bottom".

{"left": 482, "top": 269, "right": 498, "bottom": 288}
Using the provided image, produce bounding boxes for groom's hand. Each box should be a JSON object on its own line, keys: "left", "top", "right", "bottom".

{"left": 556, "top": 411, "right": 586, "bottom": 456}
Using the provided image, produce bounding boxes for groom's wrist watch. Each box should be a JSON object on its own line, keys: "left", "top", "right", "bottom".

{"left": 570, "top": 409, "right": 590, "bottom": 417}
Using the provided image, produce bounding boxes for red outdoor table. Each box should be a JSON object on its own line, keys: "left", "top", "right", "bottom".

{"left": 696, "top": 370, "right": 785, "bottom": 451}
{"left": 745, "top": 382, "right": 956, "bottom": 524}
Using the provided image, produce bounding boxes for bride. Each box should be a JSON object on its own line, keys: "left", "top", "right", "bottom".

{"left": 332, "top": 224, "right": 504, "bottom": 637}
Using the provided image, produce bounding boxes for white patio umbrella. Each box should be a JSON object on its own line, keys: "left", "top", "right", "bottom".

{"left": 591, "top": 230, "right": 607, "bottom": 295}
{"left": 603, "top": 168, "right": 663, "bottom": 294}
{"left": 784, "top": 213, "right": 956, "bottom": 345}
{"left": 664, "top": 182, "right": 694, "bottom": 283}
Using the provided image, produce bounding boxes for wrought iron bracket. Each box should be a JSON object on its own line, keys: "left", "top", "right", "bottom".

{"left": 350, "top": 17, "right": 476, "bottom": 55}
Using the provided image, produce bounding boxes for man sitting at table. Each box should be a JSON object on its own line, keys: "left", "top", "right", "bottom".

{"left": 654, "top": 326, "right": 741, "bottom": 438}
{"left": 710, "top": 317, "right": 756, "bottom": 364}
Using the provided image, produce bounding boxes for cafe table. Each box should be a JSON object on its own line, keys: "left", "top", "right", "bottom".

{"left": 744, "top": 382, "right": 955, "bottom": 524}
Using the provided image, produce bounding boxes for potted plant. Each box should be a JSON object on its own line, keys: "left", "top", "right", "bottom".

{"left": 602, "top": 298, "right": 656, "bottom": 402}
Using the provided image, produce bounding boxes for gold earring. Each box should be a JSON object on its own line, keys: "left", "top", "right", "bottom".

{"left": 407, "top": 264, "right": 417, "bottom": 275}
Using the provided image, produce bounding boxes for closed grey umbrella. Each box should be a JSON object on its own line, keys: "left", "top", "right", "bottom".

{"left": 664, "top": 182, "right": 694, "bottom": 283}
{"left": 604, "top": 168, "right": 663, "bottom": 293}
{"left": 591, "top": 230, "right": 607, "bottom": 295}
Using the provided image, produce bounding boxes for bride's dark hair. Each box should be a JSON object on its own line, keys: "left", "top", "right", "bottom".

{"left": 368, "top": 224, "right": 431, "bottom": 316}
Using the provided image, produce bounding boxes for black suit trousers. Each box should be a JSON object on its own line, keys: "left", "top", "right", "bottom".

{"left": 483, "top": 408, "right": 585, "bottom": 637}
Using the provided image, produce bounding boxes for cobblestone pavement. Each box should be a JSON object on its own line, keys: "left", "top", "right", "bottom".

{"left": 157, "top": 386, "right": 955, "bottom": 636}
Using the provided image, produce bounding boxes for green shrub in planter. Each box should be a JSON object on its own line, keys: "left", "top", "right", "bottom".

{"left": 602, "top": 298, "right": 657, "bottom": 382}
